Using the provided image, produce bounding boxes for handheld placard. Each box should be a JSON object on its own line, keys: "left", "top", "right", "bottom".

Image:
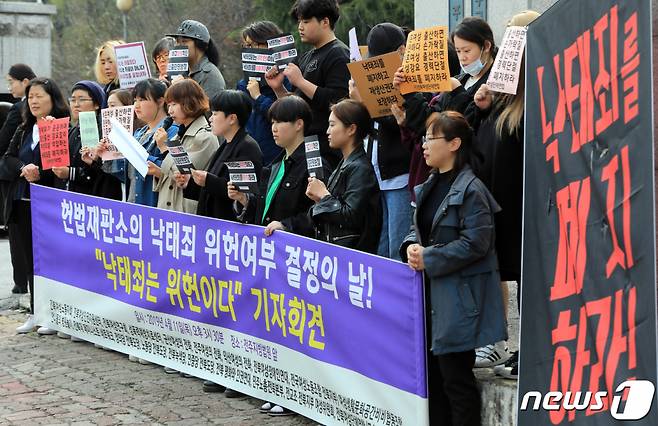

{"left": 225, "top": 161, "right": 259, "bottom": 194}
{"left": 167, "top": 45, "right": 190, "bottom": 80}
{"left": 304, "top": 135, "right": 324, "bottom": 181}
{"left": 165, "top": 138, "right": 194, "bottom": 174}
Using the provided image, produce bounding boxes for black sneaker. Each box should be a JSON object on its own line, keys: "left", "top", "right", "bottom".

{"left": 11, "top": 285, "right": 28, "bottom": 294}
{"left": 202, "top": 380, "right": 226, "bottom": 393}
{"left": 494, "top": 350, "right": 518, "bottom": 380}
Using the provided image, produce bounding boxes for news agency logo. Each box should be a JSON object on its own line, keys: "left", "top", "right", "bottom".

{"left": 520, "top": 380, "right": 655, "bottom": 420}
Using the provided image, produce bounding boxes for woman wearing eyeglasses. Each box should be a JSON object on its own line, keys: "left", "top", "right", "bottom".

{"left": 152, "top": 37, "right": 176, "bottom": 82}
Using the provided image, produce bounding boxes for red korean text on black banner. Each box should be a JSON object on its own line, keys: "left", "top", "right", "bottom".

{"left": 519, "top": 0, "right": 656, "bottom": 425}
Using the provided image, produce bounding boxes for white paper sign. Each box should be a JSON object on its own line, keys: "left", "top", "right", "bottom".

{"left": 486, "top": 26, "right": 527, "bottom": 95}
{"left": 349, "top": 28, "right": 362, "bottom": 62}
{"left": 108, "top": 118, "right": 149, "bottom": 178}
{"left": 114, "top": 42, "right": 151, "bottom": 89}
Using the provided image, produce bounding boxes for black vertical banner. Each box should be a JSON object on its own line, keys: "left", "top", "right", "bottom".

{"left": 520, "top": 0, "right": 657, "bottom": 425}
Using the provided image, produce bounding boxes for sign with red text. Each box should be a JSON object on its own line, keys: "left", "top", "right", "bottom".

{"left": 114, "top": 42, "right": 151, "bottom": 89}
{"left": 38, "top": 117, "right": 70, "bottom": 169}
{"left": 520, "top": 0, "right": 657, "bottom": 425}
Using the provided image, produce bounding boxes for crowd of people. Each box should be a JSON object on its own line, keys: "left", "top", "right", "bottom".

{"left": 0, "top": 0, "right": 541, "bottom": 424}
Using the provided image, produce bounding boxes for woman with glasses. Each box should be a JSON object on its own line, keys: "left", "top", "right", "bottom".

{"left": 152, "top": 37, "right": 176, "bottom": 82}
{"left": 400, "top": 111, "right": 507, "bottom": 426}
{"left": 0, "top": 78, "right": 70, "bottom": 334}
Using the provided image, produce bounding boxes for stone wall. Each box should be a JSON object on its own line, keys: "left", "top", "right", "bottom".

{"left": 0, "top": 1, "right": 56, "bottom": 95}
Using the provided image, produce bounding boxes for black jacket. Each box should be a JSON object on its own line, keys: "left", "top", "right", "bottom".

{"left": 471, "top": 106, "right": 524, "bottom": 281}
{"left": 59, "top": 126, "right": 123, "bottom": 201}
{"left": 368, "top": 116, "right": 411, "bottom": 181}
{"left": 403, "top": 69, "right": 493, "bottom": 135}
{"left": 237, "top": 142, "right": 330, "bottom": 236}
{"left": 0, "top": 126, "right": 55, "bottom": 224}
{"left": 311, "top": 148, "right": 382, "bottom": 254}
{"left": 185, "top": 128, "right": 263, "bottom": 220}
{"left": 0, "top": 100, "right": 23, "bottom": 156}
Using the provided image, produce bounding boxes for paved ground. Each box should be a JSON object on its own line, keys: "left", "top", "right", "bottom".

{"left": 0, "top": 234, "right": 520, "bottom": 425}
{"left": 0, "top": 237, "right": 316, "bottom": 425}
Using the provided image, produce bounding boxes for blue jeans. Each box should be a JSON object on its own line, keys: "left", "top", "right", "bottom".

{"left": 377, "top": 187, "right": 412, "bottom": 261}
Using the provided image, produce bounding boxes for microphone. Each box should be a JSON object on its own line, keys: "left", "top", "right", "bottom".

{"left": 162, "top": 116, "right": 174, "bottom": 131}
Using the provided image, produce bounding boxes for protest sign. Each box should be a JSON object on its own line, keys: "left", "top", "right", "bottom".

{"left": 520, "top": 0, "right": 657, "bottom": 424}
{"left": 486, "top": 26, "right": 527, "bottom": 95}
{"left": 348, "top": 28, "right": 362, "bottom": 62}
{"left": 78, "top": 111, "right": 100, "bottom": 149}
{"left": 167, "top": 45, "right": 189, "bottom": 80}
{"left": 304, "top": 135, "right": 324, "bottom": 180}
{"left": 107, "top": 118, "right": 148, "bottom": 178}
{"left": 225, "top": 161, "right": 258, "bottom": 194}
{"left": 347, "top": 52, "right": 403, "bottom": 118}
{"left": 101, "top": 106, "right": 134, "bottom": 160}
{"left": 165, "top": 138, "right": 194, "bottom": 175}
{"left": 399, "top": 26, "right": 451, "bottom": 94}
{"left": 241, "top": 48, "right": 275, "bottom": 82}
{"left": 114, "top": 42, "right": 151, "bottom": 89}
{"left": 32, "top": 184, "right": 428, "bottom": 426}
{"left": 38, "top": 117, "right": 70, "bottom": 169}
{"left": 267, "top": 34, "right": 297, "bottom": 69}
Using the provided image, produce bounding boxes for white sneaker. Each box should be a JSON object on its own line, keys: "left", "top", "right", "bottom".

{"left": 57, "top": 331, "right": 71, "bottom": 339}
{"left": 16, "top": 315, "right": 37, "bottom": 334}
{"left": 474, "top": 341, "right": 511, "bottom": 368}
{"left": 37, "top": 326, "right": 57, "bottom": 335}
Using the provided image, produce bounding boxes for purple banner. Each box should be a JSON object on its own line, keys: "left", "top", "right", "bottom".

{"left": 31, "top": 184, "right": 426, "bottom": 398}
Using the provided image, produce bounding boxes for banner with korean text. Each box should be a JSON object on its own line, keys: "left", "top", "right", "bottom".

{"left": 31, "top": 185, "right": 428, "bottom": 426}
{"left": 520, "top": 0, "right": 657, "bottom": 424}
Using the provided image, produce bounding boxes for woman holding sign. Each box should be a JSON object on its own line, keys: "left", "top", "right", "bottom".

{"left": 305, "top": 99, "right": 381, "bottom": 253}
{"left": 400, "top": 111, "right": 507, "bottom": 426}
{"left": 0, "top": 78, "right": 70, "bottom": 334}
{"left": 175, "top": 90, "right": 262, "bottom": 220}
{"left": 151, "top": 79, "right": 218, "bottom": 213}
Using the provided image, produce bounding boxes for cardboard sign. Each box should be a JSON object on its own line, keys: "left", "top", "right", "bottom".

{"left": 114, "top": 42, "right": 151, "bottom": 89}
{"left": 399, "top": 26, "right": 451, "bottom": 94}
{"left": 165, "top": 138, "right": 194, "bottom": 174}
{"left": 107, "top": 118, "right": 149, "bottom": 178}
{"left": 349, "top": 28, "right": 362, "bottom": 62}
{"left": 167, "top": 45, "right": 189, "bottom": 79}
{"left": 38, "top": 117, "right": 70, "bottom": 169}
{"left": 101, "top": 106, "right": 134, "bottom": 160}
{"left": 486, "top": 26, "right": 527, "bottom": 95}
{"left": 267, "top": 34, "right": 297, "bottom": 69}
{"left": 225, "top": 161, "right": 258, "bottom": 194}
{"left": 241, "top": 48, "right": 275, "bottom": 82}
{"left": 347, "top": 52, "right": 403, "bottom": 118}
{"left": 78, "top": 111, "right": 100, "bottom": 149}
{"left": 304, "top": 135, "right": 323, "bottom": 180}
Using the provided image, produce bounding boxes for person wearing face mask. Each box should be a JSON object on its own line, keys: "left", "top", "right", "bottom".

{"left": 395, "top": 17, "right": 498, "bottom": 136}
{"left": 166, "top": 20, "right": 226, "bottom": 100}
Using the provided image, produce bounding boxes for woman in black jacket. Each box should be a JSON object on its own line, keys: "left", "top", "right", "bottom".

{"left": 397, "top": 17, "right": 498, "bottom": 134}
{"left": 0, "top": 78, "right": 70, "bottom": 334}
{"left": 306, "top": 99, "right": 381, "bottom": 254}
{"left": 1, "top": 64, "right": 36, "bottom": 295}
{"left": 175, "top": 90, "right": 262, "bottom": 220}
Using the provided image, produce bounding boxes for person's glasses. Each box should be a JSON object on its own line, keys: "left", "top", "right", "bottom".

{"left": 422, "top": 135, "right": 448, "bottom": 143}
{"left": 154, "top": 54, "right": 169, "bottom": 63}
{"left": 68, "top": 97, "right": 94, "bottom": 105}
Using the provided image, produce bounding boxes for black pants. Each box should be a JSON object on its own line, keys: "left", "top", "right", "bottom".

{"left": 9, "top": 200, "right": 34, "bottom": 312}
{"left": 428, "top": 350, "right": 480, "bottom": 426}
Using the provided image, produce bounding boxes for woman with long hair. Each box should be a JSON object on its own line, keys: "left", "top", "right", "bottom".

{"left": 0, "top": 78, "right": 70, "bottom": 334}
